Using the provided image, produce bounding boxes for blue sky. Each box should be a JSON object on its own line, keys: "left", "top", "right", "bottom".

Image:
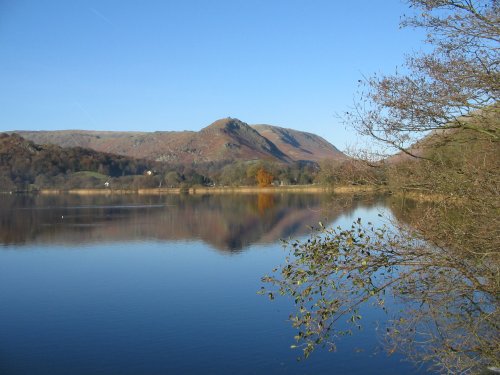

{"left": 0, "top": 0, "right": 426, "bottom": 150}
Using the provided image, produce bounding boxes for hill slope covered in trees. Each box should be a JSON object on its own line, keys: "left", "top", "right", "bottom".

{"left": 0, "top": 133, "right": 154, "bottom": 191}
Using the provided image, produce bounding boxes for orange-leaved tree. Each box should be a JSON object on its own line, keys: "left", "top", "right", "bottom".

{"left": 256, "top": 168, "right": 273, "bottom": 187}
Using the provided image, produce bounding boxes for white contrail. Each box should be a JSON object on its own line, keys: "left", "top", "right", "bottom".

{"left": 89, "top": 7, "right": 114, "bottom": 27}
{"left": 73, "top": 101, "right": 98, "bottom": 127}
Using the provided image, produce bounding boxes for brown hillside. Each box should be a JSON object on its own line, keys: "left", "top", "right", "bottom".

{"left": 14, "top": 118, "right": 346, "bottom": 164}
{"left": 251, "top": 124, "right": 346, "bottom": 162}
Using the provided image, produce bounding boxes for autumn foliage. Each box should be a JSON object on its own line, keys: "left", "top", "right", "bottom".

{"left": 256, "top": 168, "right": 274, "bottom": 187}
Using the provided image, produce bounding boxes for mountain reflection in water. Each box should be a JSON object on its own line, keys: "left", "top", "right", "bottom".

{"left": 0, "top": 193, "right": 385, "bottom": 252}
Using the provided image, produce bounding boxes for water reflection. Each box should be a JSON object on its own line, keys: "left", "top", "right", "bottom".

{"left": 0, "top": 193, "right": 385, "bottom": 252}
{"left": 0, "top": 192, "right": 428, "bottom": 375}
{"left": 261, "top": 195, "right": 499, "bottom": 373}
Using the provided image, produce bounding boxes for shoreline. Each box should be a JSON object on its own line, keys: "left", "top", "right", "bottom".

{"left": 2, "top": 186, "right": 458, "bottom": 201}
{"left": 3, "top": 185, "right": 382, "bottom": 196}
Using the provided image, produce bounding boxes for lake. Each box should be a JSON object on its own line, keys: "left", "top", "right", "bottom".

{"left": 0, "top": 193, "right": 428, "bottom": 374}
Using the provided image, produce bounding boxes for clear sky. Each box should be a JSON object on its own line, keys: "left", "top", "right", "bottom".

{"left": 0, "top": 0, "right": 426, "bottom": 150}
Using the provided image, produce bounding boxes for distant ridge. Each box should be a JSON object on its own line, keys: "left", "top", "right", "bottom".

{"left": 13, "top": 118, "right": 346, "bottom": 164}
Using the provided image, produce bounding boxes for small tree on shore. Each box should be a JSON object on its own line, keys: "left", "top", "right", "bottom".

{"left": 256, "top": 167, "right": 274, "bottom": 187}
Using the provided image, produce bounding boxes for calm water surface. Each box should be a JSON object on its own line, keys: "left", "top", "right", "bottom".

{"left": 0, "top": 193, "right": 426, "bottom": 374}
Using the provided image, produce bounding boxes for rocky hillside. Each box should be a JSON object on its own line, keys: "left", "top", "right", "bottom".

{"left": 251, "top": 124, "right": 345, "bottom": 162}
{"left": 14, "top": 118, "right": 345, "bottom": 164}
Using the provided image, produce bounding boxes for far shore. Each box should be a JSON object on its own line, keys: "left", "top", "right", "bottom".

{"left": 1, "top": 185, "right": 382, "bottom": 196}
{"left": 0, "top": 185, "right": 462, "bottom": 203}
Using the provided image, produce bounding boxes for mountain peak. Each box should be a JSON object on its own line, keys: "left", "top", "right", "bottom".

{"left": 201, "top": 118, "right": 250, "bottom": 134}
{"left": 200, "top": 118, "right": 289, "bottom": 162}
